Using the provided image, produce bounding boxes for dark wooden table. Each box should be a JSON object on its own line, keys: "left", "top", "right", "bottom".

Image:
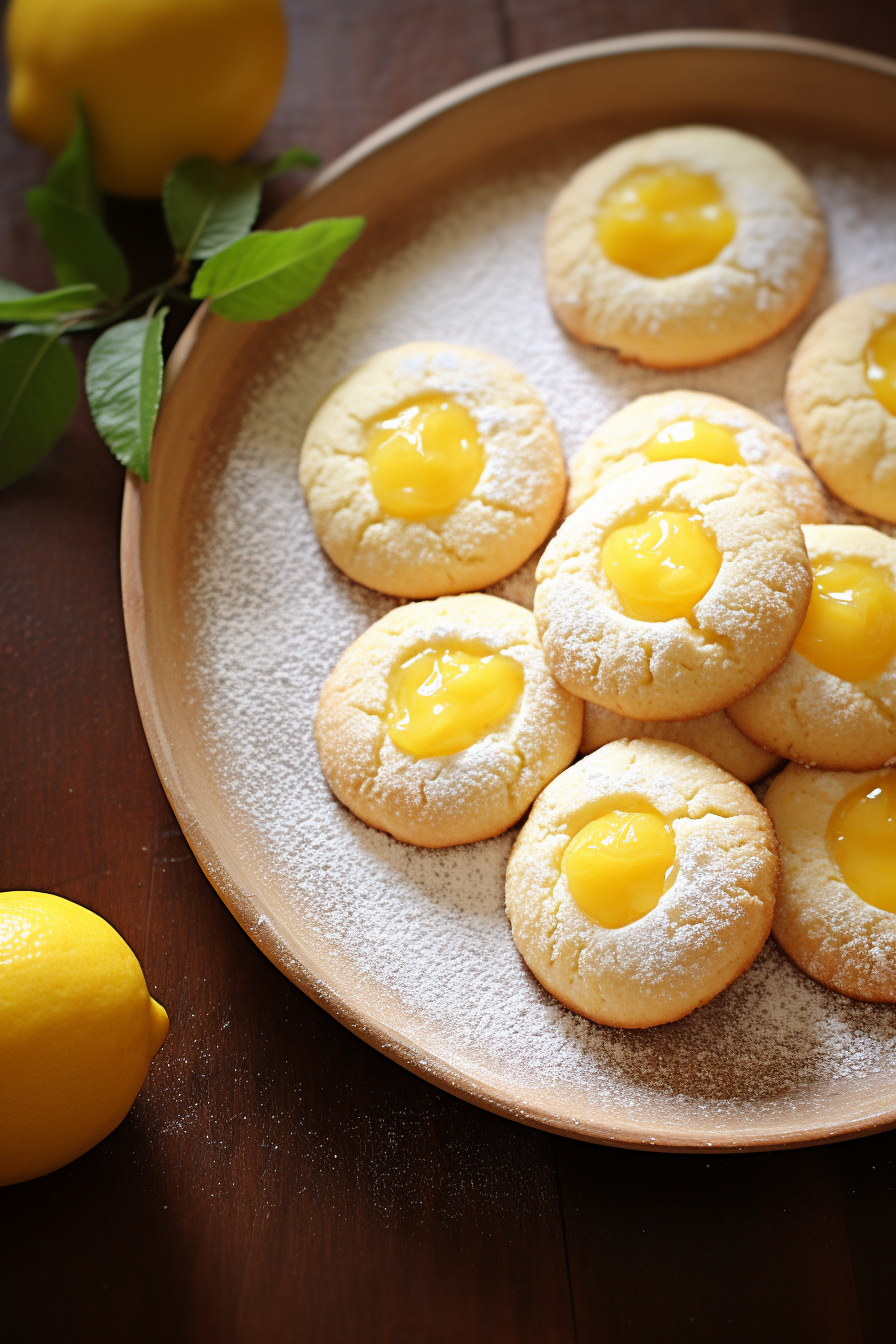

{"left": 4, "top": 4, "right": 896, "bottom": 1341}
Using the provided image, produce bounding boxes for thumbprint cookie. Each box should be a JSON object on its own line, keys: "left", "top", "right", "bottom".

{"left": 299, "top": 342, "right": 566, "bottom": 598}
{"left": 544, "top": 125, "right": 825, "bottom": 368}
{"left": 566, "top": 389, "right": 826, "bottom": 523}
{"left": 315, "top": 593, "right": 583, "bottom": 848}
{"left": 787, "top": 284, "right": 896, "bottom": 524}
{"left": 580, "top": 701, "right": 779, "bottom": 785}
{"left": 505, "top": 739, "right": 778, "bottom": 1028}
{"left": 534, "top": 459, "right": 812, "bottom": 720}
{"left": 765, "top": 763, "right": 896, "bottom": 1001}
{"left": 728, "top": 524, "right": 896, "bottom": 770}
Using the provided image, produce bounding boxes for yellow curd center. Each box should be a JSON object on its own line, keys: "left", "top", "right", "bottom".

{"left": 642, "top": 418, "right": 743, "bottom": 466}
{"left": 602, "top": 510, "right": 721, "bottom": 623}
{"left": 865, "top": 317, "right": 896, "bottom": 417}
{"left": 563, "top": 808, "right": 676, "bottom": 929}
{"left": 827, "top": 774, "right": 896, "bottom": 914}
{"left": 597, "top": 165, "right": 736, "bottom": 279}
{"left": 385, "top": 644, "right": 524, "bottom": 758}
{"left": 366, "top": 395, "right": 485, "bottom": 520}
{"left": 792, "top": 557, "right": 896, "bottom": 682}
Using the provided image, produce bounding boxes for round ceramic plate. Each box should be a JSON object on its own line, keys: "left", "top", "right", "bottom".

{"left": 122, "top": 32, "right": 896, "bottom": 1151}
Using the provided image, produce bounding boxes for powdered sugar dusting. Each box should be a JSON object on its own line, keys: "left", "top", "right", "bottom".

{"left": 185, "top": 131, "right": 896, "bottom": 1136}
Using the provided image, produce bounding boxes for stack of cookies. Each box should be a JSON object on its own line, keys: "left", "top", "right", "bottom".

{"left": 302, "top": 125, "right": 896, "bottom": 1034}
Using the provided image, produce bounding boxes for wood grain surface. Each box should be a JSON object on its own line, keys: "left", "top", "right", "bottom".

{"left": 2, "top": 3, "right": 896, "bottom": 1341}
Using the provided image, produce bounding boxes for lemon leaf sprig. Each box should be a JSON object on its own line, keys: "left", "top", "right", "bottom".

{"left": 163, "top": 158, "right": 263, "bottom": 264}
{"left": 26, "top": 189, "right": 131, "bottom": 301}
{"left": 25, "top": 98, "right": 130, "bottom": 302}
{"left": 41, "top": 96, "right": 104, "bottom": 220}
{"left": 0, "top": 281, "right": 104, "bottom": 322}
{"left": 85, "top": 309, "right": 168, "bottom": 481}
{"left": 0, "top": 333, "right": 79, "bottom": 491}
{"left": 191, "top": 219, "right": 365, "bottom": 321}
{"left": 260, "top": 146, "right": 320, "bottom": 179}
{"left": 0, "top": 103, "right": 362, "bottom": 488}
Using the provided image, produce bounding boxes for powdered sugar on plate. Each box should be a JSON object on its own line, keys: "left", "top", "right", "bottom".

{"left": 185, "top": 130, "right": 896, "bottom": 1137}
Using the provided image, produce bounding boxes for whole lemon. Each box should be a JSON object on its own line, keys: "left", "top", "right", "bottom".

{"left": 5, "top": 0, "right": 288, "bottom": 197}
{"left": 0, "top": 891, "right": 169, "bottom": 1186}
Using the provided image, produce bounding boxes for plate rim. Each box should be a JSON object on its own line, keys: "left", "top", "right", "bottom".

{"left": 122, "top": 29, "right": 896, "bottom": 1152}
{"left": 302, "top": 29, "right": 896, "bottom": 206}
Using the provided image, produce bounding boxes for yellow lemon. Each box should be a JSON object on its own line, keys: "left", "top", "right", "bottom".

{"left": 5, "top": 0, "right": 288, "bottom": 197}
{"left": 0, "top": 891, "right": 169, "bottom": 1185}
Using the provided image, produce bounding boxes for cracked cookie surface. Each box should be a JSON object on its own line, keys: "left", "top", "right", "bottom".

{"left": 728, "top": 524, "right": 896, "bottom": 769}
{"left": 765, "top": 763, "right": 896, "bottom": 1001}
{"left": 534, "top": 459, "right": 812, "bottom": 720}
{"left": 566, "top": 388, "right": 826, "bottom": 523}
{"left": 580, "top": 701, "right": 779, "bottom": 784}
{"left": 299, "top": 341, "right": 566, "bottom": 597}
{"left": 505, "top": 739, "right": 778, "bottom": 1028}
{"left": 315, "top": 593, "right": 583, "bottom": 847}
{"left": 787, "top": 284, "right": 896, "bottom": 523}
{"left": 544, "top": 125, "right": 825, "bottom": 369}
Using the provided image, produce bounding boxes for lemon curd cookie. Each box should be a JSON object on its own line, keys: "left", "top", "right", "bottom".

{"left": 544, "top": 125, "right": 825, "bottom": 369}
{"left": 534, "top": 459, "right": 812, "bottom": 720}
{"left": 765, "top": 763, "right": 896, "bottom": 1001}
{"left": 299, "top": 342, "right": 566, "bottom": 598}
{"left": 505, "top": 739, "right": 778, "bottom": 1028}
{"left": 787, "top": 284, "right": 896, "bottom": 523}
{"left": 581, "top": 702, "right": 779, "bottom": 784}
{"left": 315, "top": 593, "right": 583, "bottom": 848}
{"left": 566, "top": 389, "right": 827, "bottom": 523}
{"left": 728, "top": 524, "right": 896, "bottom": 770}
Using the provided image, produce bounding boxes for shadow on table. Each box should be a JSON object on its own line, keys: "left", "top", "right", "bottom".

{"left": 0, "top": 1107, "right": 192, "bottom": 1343}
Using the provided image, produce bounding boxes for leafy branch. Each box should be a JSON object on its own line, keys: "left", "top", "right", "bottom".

{"left": 0, "top": 102, "right": 364, "bottom": 487}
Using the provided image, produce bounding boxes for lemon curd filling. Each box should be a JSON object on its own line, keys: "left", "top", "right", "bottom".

{"left": 865, "top": 318, "right": 896, "bottom": 417}
{"left": 385, "top": 644, "right": 524, "bottom": 758}
{"left": 642, "top": 419, "right": 743, "bottom": 467}
{"left": 597, "top": 165, "right": 736, "bottom": 279}
{"left": 601, "top": 510, "right": 721, "bottom": 623}
{"left": 563, "top": 807, "right": 676, "bottom": 928}
{"left": 366, "top": 395, "right": 485, "bottom": 521}
{"left": 792, "top": 557, "right": 896, "bottom": 682}
{"left": 827, "top": 774, "right": 896, "bottom": 914}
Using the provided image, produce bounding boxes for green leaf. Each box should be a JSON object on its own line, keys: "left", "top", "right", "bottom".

{"left": 0, "top": 283, "right": 104, "bottom": 323}
{"left": 260, "top": 146, "right": 320, "bottom": 179}
{"left": 85, "top": 308, "right": 168, "bottom": 481}
{"left": 26, "top": 188, "right": 129, "bottom": 301}
{"left": 45, "top": 97, "right": 104, "bottom": 221}
{"left": 163, "top": 158, "right": 261, "bottom": 262}
{"left": 0, "top": 278, "right": 36, "bottom": 303}
{"left": 8, "top": 323, "right": 59, "bottom": 338}
{"left": 191, "top": 218, "right": 365, "bottom": 322}
{"left": 0, "top": 332, "right": 79, "bottom": 490}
